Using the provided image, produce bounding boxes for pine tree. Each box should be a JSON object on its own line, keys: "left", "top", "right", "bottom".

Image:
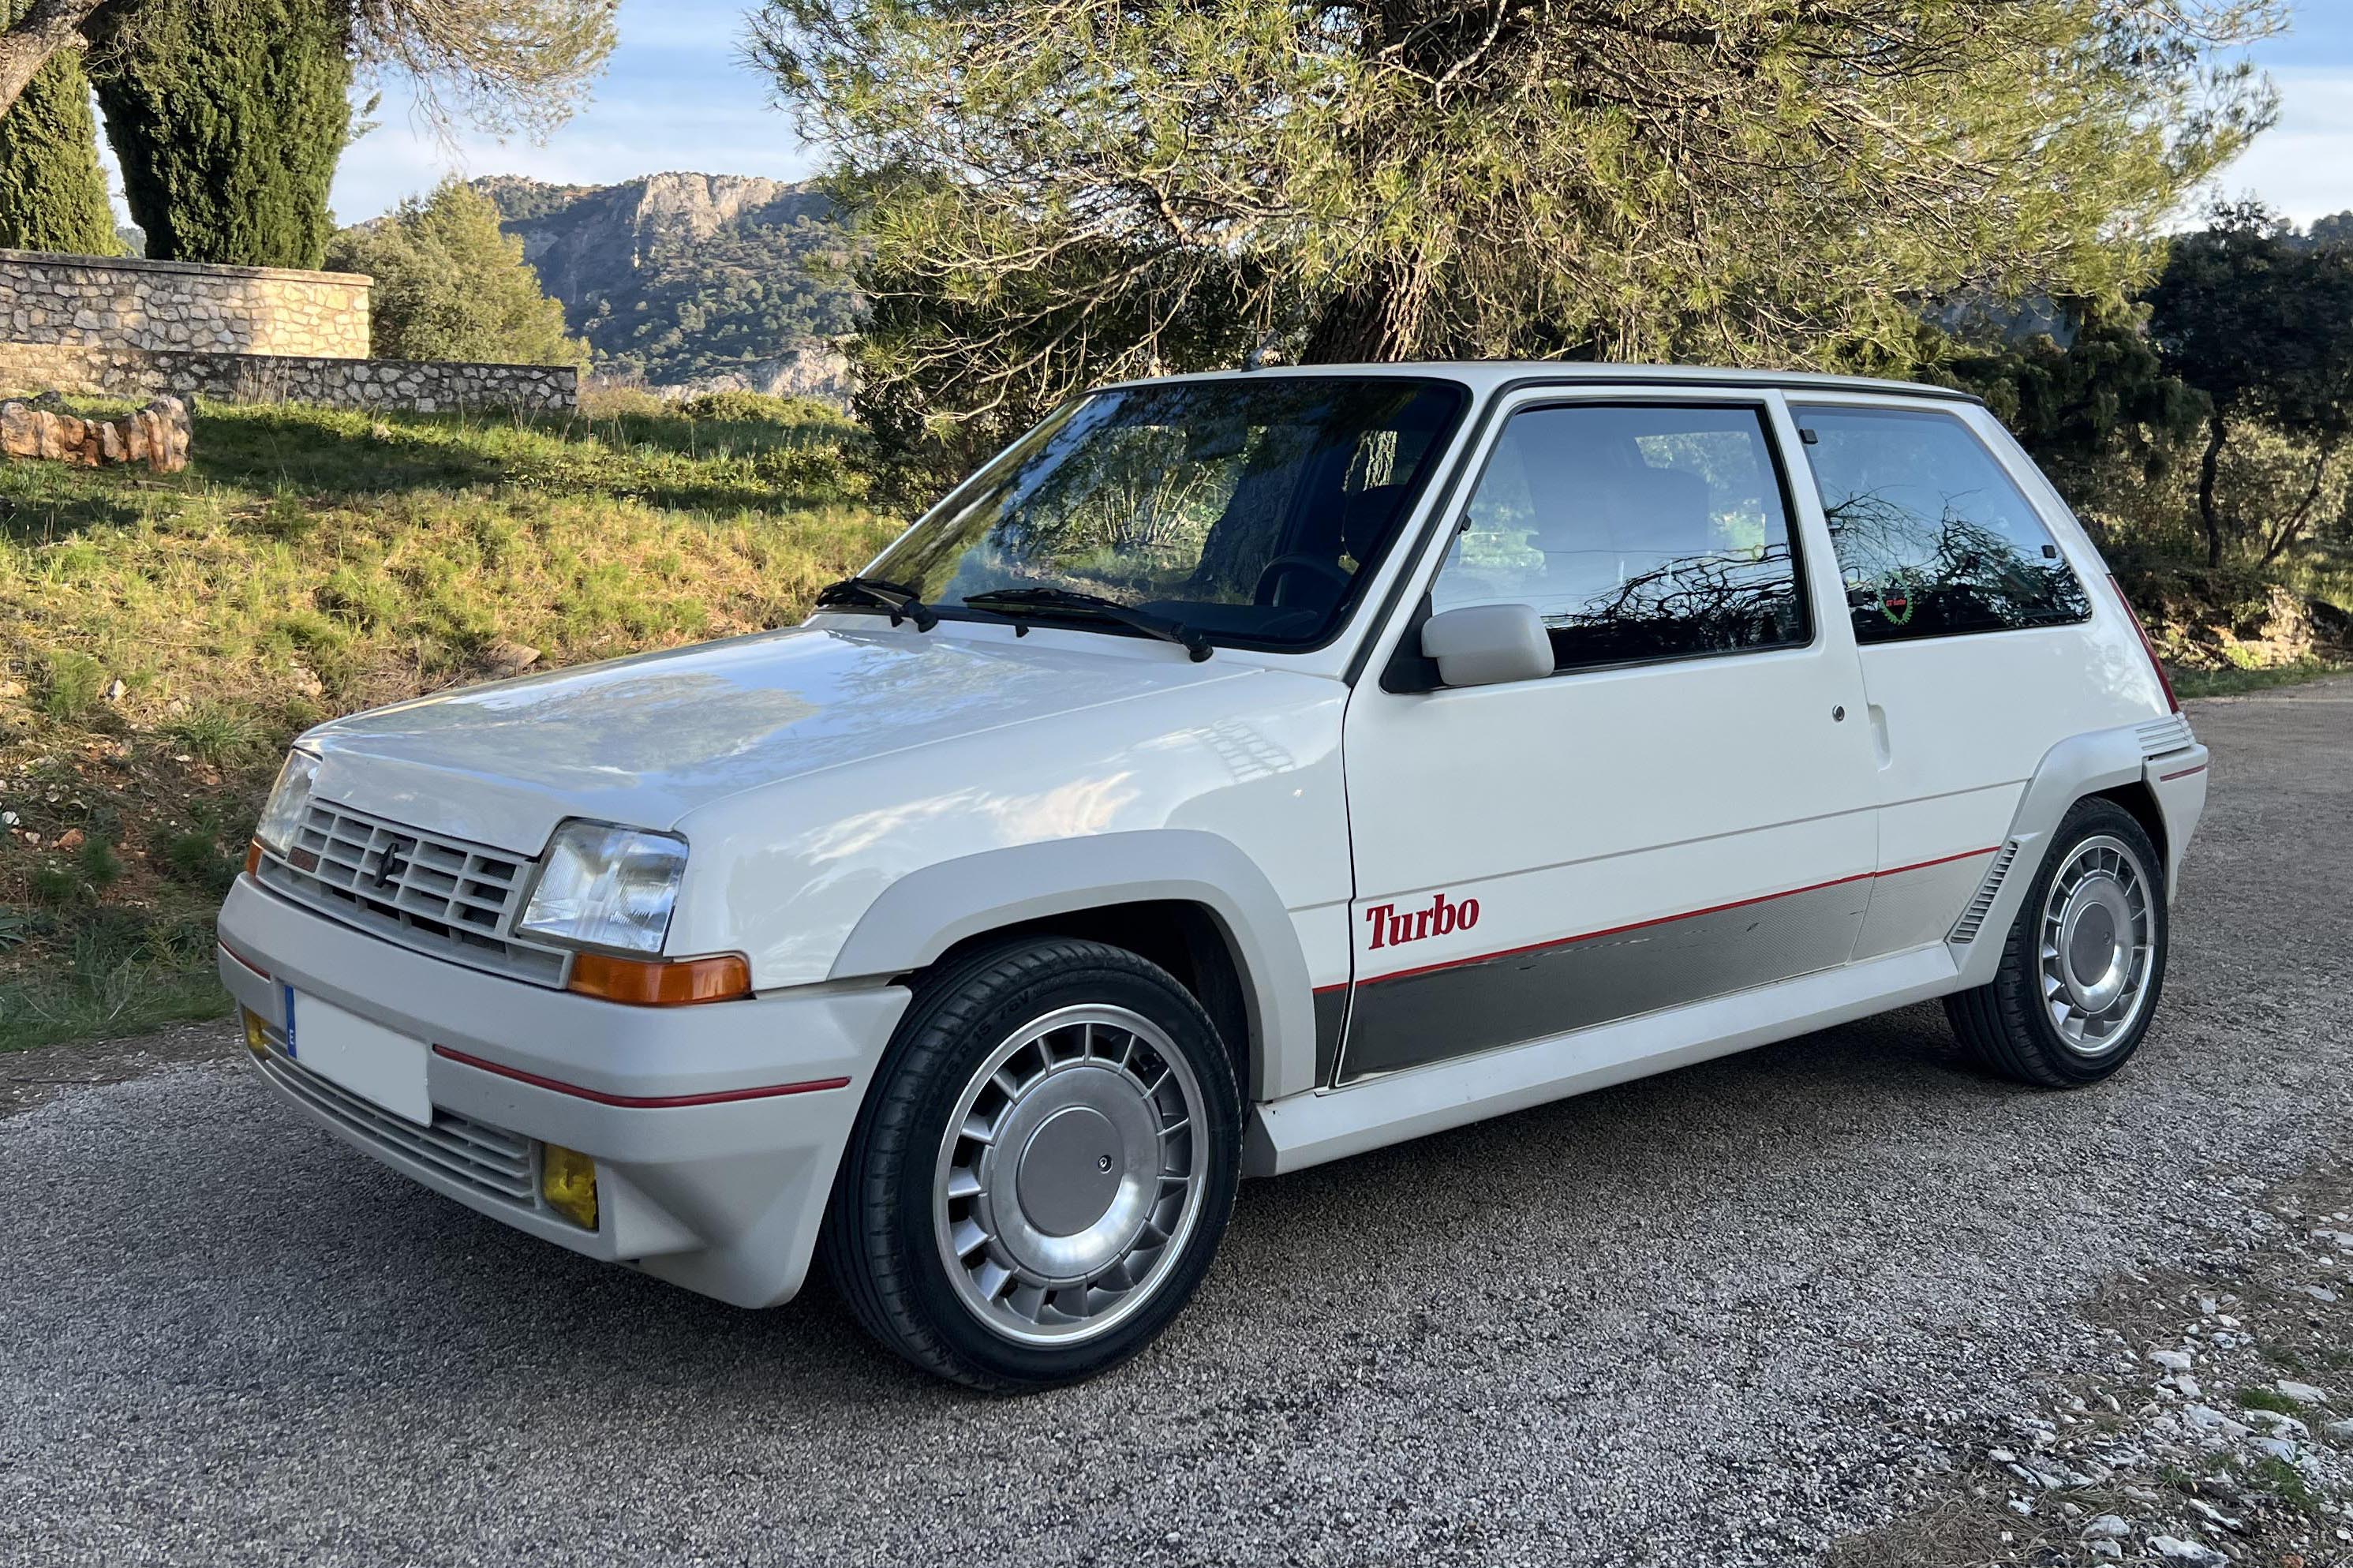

{"left": 324, "top": 179, "right": 586, "bottom": 367}
{"left": 92, "top": 0, "right": 352, "bottom": 268}
{"left": 0, "top": 2, "right": 118, "bottom": 255}
{"left": 754, "top": 0, "right": 2278, "bottom": 463}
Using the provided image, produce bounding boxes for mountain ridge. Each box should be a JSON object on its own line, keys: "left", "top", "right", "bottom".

{"left": 473, "top": 171, "right": 859, "bottom": 401}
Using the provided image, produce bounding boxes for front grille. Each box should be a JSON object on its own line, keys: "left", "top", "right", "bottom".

{"left": 257, "top": 800, "right": 567, "bottom": 986}
{"left": 2136, "top": 714, "right": 2196, "bottom": 759}
{"left": 1950, "top": 840, "right": 2023, "bottom": 945}
{"left": 251, "top": 1027, "right": 540, "bottom": 1207}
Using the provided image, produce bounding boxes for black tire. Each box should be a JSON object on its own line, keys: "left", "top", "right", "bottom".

{"left": 820, "top": 937, "right": 1242, "bottom": 1390}
{"left": 1944, "top": 798, "right": 2168, "bottom": 1087}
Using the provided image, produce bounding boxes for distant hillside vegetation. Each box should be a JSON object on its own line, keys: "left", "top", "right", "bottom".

{"left": 473, "top": 172, "right": 859, "bottom": 401}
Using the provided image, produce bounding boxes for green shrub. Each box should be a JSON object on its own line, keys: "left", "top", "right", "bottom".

{"left": 324, "top": 179, "right": 586, "bottom": 367}
{"left": 37, "top": 649, "right": 106, "bottom": 720}
{"left": 163, "top": 702, "right": 263, "bottom": 763}
{"left": 754, "top": 442, "right": 855, "bottom": 496}
{"left": 27, "top": 865, "right": 77, "bottom": 906}
{"left": 77, "top": 835, "right": 120, "bottom": 889}
{"left": 679, "top": 391, "right": 849, "bottom": 426}
{"left": 159, "top": 829, "right": 240, "bottom": 894}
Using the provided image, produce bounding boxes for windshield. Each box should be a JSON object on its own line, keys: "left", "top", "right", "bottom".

{"left": 865, "top": 376, "right": 1471, "bottom": 649}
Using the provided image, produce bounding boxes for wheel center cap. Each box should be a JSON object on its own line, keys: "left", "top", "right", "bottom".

{"left": 2068, "top": 902, "right": 2119, "bottom": 984}
{"left": 1015, "top": 1106, "right": 1124, "bottom": 1237}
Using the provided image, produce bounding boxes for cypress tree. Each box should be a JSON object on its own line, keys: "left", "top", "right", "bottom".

{"left": 0, "top": 2, "right": 120, "bottom": 256}
{"left": 93, "top": 0, "right": 352, "bottom": 269}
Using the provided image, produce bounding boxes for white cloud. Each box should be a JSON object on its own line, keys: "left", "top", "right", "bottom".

{"left": 2205, "top": 68, "right": 2353, "bottom": 225}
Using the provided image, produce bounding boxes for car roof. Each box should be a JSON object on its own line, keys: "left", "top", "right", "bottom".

{"left": 1094, "top": 360, "right": 1984, "bottom": 406}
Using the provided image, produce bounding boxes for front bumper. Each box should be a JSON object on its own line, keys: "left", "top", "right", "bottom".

{"left": 216, "top": 875, "right": 909, "bottom": 1308}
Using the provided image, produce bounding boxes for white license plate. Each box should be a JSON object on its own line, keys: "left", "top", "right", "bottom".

{"left": 282, "top": 986, "right": 432, "bottom": 1126}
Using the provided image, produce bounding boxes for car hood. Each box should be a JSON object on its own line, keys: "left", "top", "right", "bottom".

{"left": 302, "top": 624, "right": 1256, "bottom": 854}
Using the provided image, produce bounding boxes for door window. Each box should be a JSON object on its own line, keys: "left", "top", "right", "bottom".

{"left": 1432, "top": 403, "right": 1809, "bottom": 673}
{"left": 1795, "top": 405, "right": 2091, "bottom": 642}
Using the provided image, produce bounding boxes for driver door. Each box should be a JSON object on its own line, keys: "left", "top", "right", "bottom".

{"left": 1334, "top": 390, "right": 1880, "bottom": 1081}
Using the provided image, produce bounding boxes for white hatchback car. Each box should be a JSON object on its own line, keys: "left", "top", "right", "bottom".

{"left": 218, "top": 365, "right": 2208, "bottom": 1387}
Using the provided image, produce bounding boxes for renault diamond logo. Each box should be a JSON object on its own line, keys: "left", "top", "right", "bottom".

{"left": 371, "top": 836, "right": 415, "bottom": 892}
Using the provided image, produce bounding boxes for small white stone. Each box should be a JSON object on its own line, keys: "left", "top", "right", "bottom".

{"left": 2150, "top": 1349, "right": 2194, "bottom": 1372}
{"left": 2149, "top": 1537, "right": 2228, "bottom": 1568}
{"left": 2183, "top": 1403, "right": 2251, "bottom": 1439}
{"left": 2083, "top": 1514, "right": 2132, "bottom": 1538}
{"left": 2275, "top": 1379, "right": 2330, "bottom": 1407}
{"left": 2187, "top": 1499, "right": 2243, "bottom": 1532}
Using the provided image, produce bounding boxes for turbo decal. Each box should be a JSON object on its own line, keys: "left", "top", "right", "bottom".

{"left": 1362, "top": 891, "right": 1480, "bottom": 951}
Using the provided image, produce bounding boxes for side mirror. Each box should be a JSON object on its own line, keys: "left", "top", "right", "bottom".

{"left": 1419, "top": 604, "right": 1552, "bottom": 688}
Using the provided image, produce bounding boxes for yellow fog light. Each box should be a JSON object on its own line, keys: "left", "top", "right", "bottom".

{"left": 541, "top": 1143, "right": 599, "bottom": 1231}
{"left": 241, "top": 1009, "right": 268, "bottom": 1055}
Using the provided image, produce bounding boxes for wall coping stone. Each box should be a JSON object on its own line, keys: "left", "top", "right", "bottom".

{"left": 0, "top": 249, "right": 372, "bottom": 288}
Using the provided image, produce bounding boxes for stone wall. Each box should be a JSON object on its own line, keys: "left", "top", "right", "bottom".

{"left": 0, "top": 250, "right": 370, "bottom": 358}
{"left": 0, "top": 341, "right": 578, "bottom": 414}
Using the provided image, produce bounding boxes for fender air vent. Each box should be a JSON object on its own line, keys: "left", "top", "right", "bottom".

{"left": 2135, "top": 714, "right": 2195, "bottom": 758}
{"left": 1950, "top": 840, "right": 2023, "bottom": 945}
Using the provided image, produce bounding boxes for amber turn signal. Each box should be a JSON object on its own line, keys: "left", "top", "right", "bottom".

{"left": 564, "top": 951, "right": 751, "bottom": 1006}
{"left": 245, "top": 839, "right": 264, "bottom": 878}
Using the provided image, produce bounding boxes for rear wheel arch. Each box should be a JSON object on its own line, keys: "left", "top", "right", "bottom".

{"left": 2091, "top": 780, "right": 2169, "bottom": 890}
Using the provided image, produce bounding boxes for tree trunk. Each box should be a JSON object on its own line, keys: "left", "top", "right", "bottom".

{"left": 0, "top": 0, "right": 111, "bottom": 123}
{"left": 1299, "top": 279, "right": 1405, "bottom": 365}
{"left": 2196, "top": 408, "right": 2228, "bottom": 569}
{"left": 2258, "top": 436, "right": 2341, "bottom": 566}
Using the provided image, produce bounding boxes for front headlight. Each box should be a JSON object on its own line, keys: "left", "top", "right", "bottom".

{"left": 254, "top": 749, "right": 320, "bottom": 855}
{"left": 516, "top": 822, "right": 687, "bottom": 956}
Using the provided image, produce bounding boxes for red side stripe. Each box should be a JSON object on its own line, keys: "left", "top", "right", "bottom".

{"left": 432, "top": 1044, "right": 849, "bottom": 1107}
{"left": 2157, "top": 762, "right": 2208, "bottom": 783}
{"left": 1337, "top": 846, "right": 2002, "bottom": 991}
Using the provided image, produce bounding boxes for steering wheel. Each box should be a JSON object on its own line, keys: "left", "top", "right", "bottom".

{"left": 1252, "top": 554, "right": 1353, "bottom": 605}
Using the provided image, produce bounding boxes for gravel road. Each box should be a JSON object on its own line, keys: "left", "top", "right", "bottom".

{"left": 2, "top": 679, "right": 2347, "bottom": 1568}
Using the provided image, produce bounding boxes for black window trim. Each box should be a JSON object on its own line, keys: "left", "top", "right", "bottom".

{"left": 1786, "top": 398, "right": 2094, "bottom": 648}
{"left": 1382, "top": 392, "right": 1821, "bottom": 690}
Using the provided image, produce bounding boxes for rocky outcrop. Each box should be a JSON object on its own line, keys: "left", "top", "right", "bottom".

{"left": 653, "top": 341, "right": 855, "bottom": 404}
{"left": 473, "top": 172, "right": 858, "bottom": 399}
{"left": 0, "top": 393, "right": 189, "bottom": 471}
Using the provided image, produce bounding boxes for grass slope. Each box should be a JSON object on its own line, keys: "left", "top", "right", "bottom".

{"left": 0, "top": 393, "right": 899, "bottom": 1050}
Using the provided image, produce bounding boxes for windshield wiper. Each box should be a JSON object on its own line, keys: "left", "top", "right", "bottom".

{"left": 962, "top": 587, "right": 1213, "bottom": 662}
{"left": 814, "top": 574, "right": 938, "bottom": 631}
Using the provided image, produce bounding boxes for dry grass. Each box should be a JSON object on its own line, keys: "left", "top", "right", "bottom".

{"left": 0, "top": 396, "right": 903, "bottom": 1050}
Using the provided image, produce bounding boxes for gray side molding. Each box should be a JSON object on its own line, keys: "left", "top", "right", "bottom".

{"left": 1949, "top": 724, "right": 2149, "bottom": 989}
{"left": 828, "top": 830, "right": 1318, "bottom": 1100}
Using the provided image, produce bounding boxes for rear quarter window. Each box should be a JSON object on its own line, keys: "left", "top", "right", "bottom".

{"left": 1796, "top": 406, "right": 2091, "bottom": 643}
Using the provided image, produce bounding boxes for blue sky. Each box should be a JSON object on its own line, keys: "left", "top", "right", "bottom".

{"left": 326, "top": 0, "right": 2352, "bottom": 225}
{"left": 331, "top": 0, "right": 810, "bottom": 218}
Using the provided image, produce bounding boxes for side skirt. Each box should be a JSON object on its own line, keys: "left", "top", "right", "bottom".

{"left": 1243, "top": 943, "right": 1962, "bottom": 1177}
